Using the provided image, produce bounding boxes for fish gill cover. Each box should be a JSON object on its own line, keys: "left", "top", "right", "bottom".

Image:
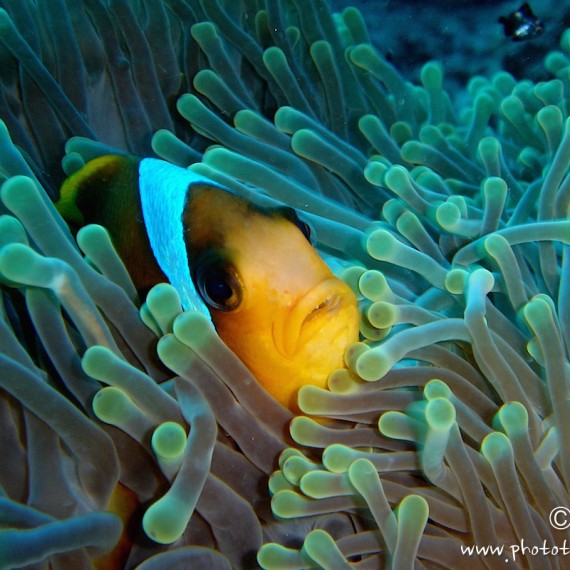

{"left": 0, "top": 0, "right": 569, "bottom": 568}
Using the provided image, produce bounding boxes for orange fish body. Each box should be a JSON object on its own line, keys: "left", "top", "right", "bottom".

{"left": 92, "top": 483, "right": 139, "bottom": 570}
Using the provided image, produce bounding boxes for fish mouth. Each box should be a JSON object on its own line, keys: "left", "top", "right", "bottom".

{"left": 273, "top": 278, "right": 352, "bottom": 358}
{"left": 302, "top": 293, "right": 342, "bottom": 324}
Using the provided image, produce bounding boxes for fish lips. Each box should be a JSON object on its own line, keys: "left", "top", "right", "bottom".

{"left": 273, "top": 277, "right": 357, "bottom": 359}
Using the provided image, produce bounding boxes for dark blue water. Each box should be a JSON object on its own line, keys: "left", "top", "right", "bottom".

{"left": 332, "top": 0, "right": 564, "bottom": 100}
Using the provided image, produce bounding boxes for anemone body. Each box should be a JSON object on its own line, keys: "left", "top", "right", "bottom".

{"left": 0, "top": 1, "right": 569, "bottom": 569}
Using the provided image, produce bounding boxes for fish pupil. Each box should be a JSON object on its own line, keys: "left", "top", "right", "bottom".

{"left": 204, "top": 271, "right": 233, "bottom": 302}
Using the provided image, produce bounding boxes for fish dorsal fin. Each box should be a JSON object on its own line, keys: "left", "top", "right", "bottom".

{"left": 138, "top": 158, "right": 227, "bottom": 321}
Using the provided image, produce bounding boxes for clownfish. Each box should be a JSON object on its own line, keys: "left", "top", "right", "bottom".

{"left": 57, "top": 155, "right": 359, "bottom": 411}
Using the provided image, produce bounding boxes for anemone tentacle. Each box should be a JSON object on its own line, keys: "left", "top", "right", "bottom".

{"left": 0, "top": 1, "right": 569, "bottom": 568}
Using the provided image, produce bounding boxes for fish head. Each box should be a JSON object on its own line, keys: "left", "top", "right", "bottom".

{"left": 185, "top": 185, "right": 360, "bottom": 411}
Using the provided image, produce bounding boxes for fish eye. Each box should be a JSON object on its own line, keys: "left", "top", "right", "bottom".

{"left": 295, "top": 218, "right": 312, "bottom": 241}
{"left": 194, "top": 258, "right": 242, "bottom": 311}
{"left": 278, "top": 207, "right": 312, "bottom": 242}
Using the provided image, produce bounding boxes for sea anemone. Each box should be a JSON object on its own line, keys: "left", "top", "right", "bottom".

{"left": 0, "top": 1, "right": 569, "bottom": 568}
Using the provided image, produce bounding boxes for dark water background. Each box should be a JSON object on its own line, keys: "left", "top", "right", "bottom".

{"left": 332, "top": 0, "right": 568, "bottom": 103}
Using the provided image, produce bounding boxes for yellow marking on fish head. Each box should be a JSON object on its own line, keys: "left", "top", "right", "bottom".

{"left": 185, "top": 186, "right": 359, "bottom": 411}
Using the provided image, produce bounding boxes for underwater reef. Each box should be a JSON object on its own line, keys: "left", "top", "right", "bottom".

{"left": 0, "top": 0, "right": 570, "bottom": 568}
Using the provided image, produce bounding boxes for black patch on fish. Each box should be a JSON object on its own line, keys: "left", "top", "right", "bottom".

{"left": 499, "top": 3, "right": 544, "bottom": 42}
